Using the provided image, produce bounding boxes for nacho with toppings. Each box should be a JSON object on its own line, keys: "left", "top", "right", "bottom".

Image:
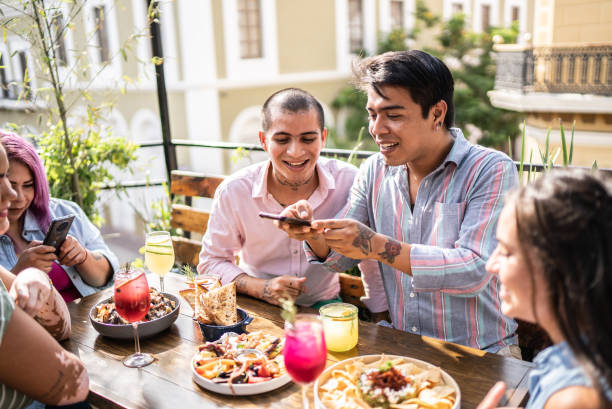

{"left": 318, "top": 355, "right": 457, "bottom": 409}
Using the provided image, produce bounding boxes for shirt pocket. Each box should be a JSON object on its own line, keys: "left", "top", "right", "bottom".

{"left": 431, "top": 201, "right": 466, "bottom": 248}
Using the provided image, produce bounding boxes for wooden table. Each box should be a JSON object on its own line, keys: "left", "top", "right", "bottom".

{"left": 64, "top": 273, "right": 532, "bottom": 409}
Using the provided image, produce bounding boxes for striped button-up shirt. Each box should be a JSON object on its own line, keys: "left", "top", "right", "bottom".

{"left": 308, "top": 129, "right": 518, "bottom": 351}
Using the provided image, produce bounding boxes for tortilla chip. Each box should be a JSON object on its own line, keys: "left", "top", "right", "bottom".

{"left": 198, "top": 282, "right": 237, "bottom": 326}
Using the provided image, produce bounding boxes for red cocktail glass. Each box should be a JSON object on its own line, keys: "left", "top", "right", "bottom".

{"left": 114, "top": 268, "right": 154, "bottom": 368}
{"left": 283, "top": 314, "right": 327, "bottom": 408}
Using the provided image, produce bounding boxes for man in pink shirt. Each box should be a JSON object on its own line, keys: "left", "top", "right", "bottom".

{"left": 198, "top": 88, "right": 387, "bottom": 314}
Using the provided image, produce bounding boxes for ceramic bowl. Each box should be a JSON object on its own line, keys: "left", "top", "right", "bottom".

{"left": 196, "top": 308, "right": 253, "bottom": 341}
{"left": 89, "top": 293, "right": 180, "bottom": 339}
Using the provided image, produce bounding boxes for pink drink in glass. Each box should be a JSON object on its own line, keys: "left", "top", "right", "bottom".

{"left": 283, "top": 316, "right": 327, "bottom": 384}
{"left": 114, "top": 271, "right": 150, "bottom": 323}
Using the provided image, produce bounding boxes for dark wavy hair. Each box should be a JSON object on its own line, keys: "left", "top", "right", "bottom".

{"left": 509, "top": 169, "right": 612, "bottom": 396}
{"left": 0, "top": 130, "right": 52, "bottom": 232}
{"left": 352, "top": 50, "right": 455, "bottom": 129}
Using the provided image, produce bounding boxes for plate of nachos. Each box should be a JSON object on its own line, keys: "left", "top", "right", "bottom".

{"left": 315, "top": 354, "right": 460, "bottom": 409}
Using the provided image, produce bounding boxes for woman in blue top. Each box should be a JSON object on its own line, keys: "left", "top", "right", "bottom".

{"left": 0, "top": 131, "right": 118, "bottom": 303}
{"left": 480, "top": 169, "right": 611, "bottom": 409}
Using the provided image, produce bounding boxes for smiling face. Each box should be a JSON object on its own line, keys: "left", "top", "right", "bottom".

{"left": 486, "top": 203, "right": 551, "bottom": 324}
{"left": 259, "top": 107, "right": 326, "bottom": 192}
{"left": 366, "top": 85, "right": 448, "bottom": 167}
{"left": 0, "top": 148, "right": 17, "bottom": 234}
{"left": 7, "top": 160, "right": 35, "bottom": 224}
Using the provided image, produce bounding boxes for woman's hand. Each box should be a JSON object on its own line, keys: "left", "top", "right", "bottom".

{"left": 8, "top": 267, "right": 54, "bottom": 316}
{"left": 477, "top": 382, "right": 518, "bottom": 409}
{"left": 57, "top": 235, "right": 88, "bottom": 267}
{"left": 13, "top": 240, "right": 57, "bottom": 273}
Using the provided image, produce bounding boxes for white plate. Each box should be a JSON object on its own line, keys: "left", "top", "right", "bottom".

{"left": 191, "top": 355, "right": 292, "bottom": 396}
{"left": 314, "top": 354, "right": 461, "bottom": 409}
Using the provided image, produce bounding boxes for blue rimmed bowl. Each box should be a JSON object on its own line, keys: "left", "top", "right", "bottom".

{"left": 196, "top": 308, "right": 253, "bottom": 341}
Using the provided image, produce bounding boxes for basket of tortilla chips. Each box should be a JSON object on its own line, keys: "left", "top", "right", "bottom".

{"left": 180, "top": 280, "right": 252, "bottom": 341}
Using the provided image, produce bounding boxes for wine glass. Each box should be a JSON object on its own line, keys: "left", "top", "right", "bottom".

{"left": 114, "top": 267, "right": 154, "bottom": 368}
{"left": 283, "top": 314, "right": 327, "bottom": 409}
{"left": 144, "top": 231, "right": 175, "bottom": 293}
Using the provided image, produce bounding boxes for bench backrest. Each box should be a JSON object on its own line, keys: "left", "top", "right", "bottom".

{"left": 170, "top": 170, "right": 224, "bottom": 266}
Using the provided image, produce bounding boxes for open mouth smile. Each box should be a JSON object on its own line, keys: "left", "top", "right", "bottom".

{"left": 378, "top": 141, "right": 399, "bottom": 153}
{"left": 283, "top": 159, "right": 309, "bottom": 170}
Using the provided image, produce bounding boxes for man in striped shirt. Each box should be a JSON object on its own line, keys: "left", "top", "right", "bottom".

{"left": 278, "top": 50, "right": 518, "bottom": 353}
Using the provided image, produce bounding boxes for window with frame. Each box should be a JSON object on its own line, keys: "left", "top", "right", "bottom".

{"left": 94, "top": 5, "right": 110, "bottom": 63}
{"left": 348, "top": 0, "right": 364, "bottom": 53}
{"left": 481, "top": 4, "right": 490, "bottom": 31}
{"left": 51, "top": 12, "right": 68, "bottom": 66}
{"left": 511, "top": 6, "right": 520, "bottom": 23}
{"left": 237, "top": 0, "right": 262, "bottom": 59}
{"left": 452, "top": 2, "right": 463, "bottom": 14}
{"left": 391, "top": 0, "right": 404, "bottom": 30}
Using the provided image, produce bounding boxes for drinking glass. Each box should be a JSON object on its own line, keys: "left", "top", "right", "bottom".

{"left": 144, "top": 231, "right": 175, "bottom": 293}
{"left": 114, "top": 267, "right": 154, "bottom": 368}
{"left": 283, "top": 314, "right": 327, "bottom": 409}
{"left": 319, "top": 302, "right": 358, "bottom": 352}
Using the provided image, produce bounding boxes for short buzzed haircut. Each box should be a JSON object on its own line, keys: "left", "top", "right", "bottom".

{"left": 353, "top": 50, "right": 455, "bottom": 129}
{"left": 261, "top": 88, "right": 325, "bottom": 132}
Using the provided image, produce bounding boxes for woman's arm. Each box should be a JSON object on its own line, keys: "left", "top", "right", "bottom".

{"left": 0, "top": 306, "right": 88, "bottom": 405}
{"left": 58, "top": 235, "right": 112, "bottom": 288}
{"left": 0, "top": 266, "right": 71, "bottom": 340}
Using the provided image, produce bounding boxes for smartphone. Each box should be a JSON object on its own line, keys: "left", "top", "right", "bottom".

{"left": 43, "top": 215, "right": 75, "bottom": 254}
{"left": 258, "top": 211, "right": 312, "bottom": 227}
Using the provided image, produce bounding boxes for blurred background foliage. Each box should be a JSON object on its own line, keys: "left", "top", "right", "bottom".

{"left": 330, "top": 1, "right": 523, "bottom": 153}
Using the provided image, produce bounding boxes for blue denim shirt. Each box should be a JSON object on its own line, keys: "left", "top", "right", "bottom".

{"left": 528, "top": 341, "right": 612, "bottom": 408}
{"left": 0, "top": 198, "right": 119, "bottom": 297}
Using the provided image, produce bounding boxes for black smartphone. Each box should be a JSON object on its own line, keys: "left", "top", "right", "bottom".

{"left": 258, "top": 211, "right": 312, "bottom": 227}
{"left": 43, "top": 215, "right": 75, "bottom": 254}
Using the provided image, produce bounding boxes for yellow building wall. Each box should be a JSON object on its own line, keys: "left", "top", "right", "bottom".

{"left": 276, "top": 0, "right": 337, "bottom": 73}
{"left": 553, "top": 0, "right": 612, "bottom": 43}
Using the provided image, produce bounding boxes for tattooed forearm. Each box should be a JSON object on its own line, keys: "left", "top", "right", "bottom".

{"left": 377, "top": 238, "right": 402, "bottom": 264}
{"left": 92, "top": 251, "right": 103, "bottom": 261}
{"left": 262, "top": 280, "right": 274, "bottom": 301}
{"left": 352, "top": 224, "right": 376, "bottom": 256}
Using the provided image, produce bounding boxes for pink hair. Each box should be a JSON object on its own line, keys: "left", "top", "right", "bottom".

{"left": 0, "top": 130, "right": 52, "bottom": 232}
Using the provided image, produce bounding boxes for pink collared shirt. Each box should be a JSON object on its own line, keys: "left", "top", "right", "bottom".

{"left": 198, "top": 157, "right": 387, "bottom": 311}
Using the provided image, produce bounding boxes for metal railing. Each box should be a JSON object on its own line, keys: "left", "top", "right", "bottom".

{"left": 103, "top": 139, "right": 612, "bottom": 191}
{"left": 494, "top": 43, "right": 612, "bottom": 96}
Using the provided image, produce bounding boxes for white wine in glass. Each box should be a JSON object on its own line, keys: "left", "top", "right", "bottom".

{"left": 144, "top": 231, "right": 175, "bottom": 293}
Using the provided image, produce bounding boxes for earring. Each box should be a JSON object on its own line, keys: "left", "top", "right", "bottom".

{"left": 435, "top": 122, "right": 441, "bottom": 131}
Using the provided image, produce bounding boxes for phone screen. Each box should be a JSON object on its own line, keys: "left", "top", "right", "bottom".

{"left": 43, "top": 215, "right": 75, "bottom": 254}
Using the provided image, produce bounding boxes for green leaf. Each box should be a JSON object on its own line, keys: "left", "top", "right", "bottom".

{"left": 560, "top": 120, "right": 568, "bottom": 166}
{"left": 279, "top": 297, "right": 297, "bottom": 324}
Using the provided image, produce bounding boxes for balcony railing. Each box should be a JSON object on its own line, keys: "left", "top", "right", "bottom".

{"left": 494, "top": 43, "right": 612, "bottom": 96}
{"left": 103, "top": 139, "right": 612, "bottom": 191}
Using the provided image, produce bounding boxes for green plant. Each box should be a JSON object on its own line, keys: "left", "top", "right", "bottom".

{"left": 2, "top": 0, "right": 144, "bottom": 221}
{"left": 33, "top": 120, "right": 137, "bottom": 226}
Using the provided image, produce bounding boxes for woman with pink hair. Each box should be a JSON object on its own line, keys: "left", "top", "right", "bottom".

{"left": 0, "top": 130, "right": 118, "bottom": 302}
